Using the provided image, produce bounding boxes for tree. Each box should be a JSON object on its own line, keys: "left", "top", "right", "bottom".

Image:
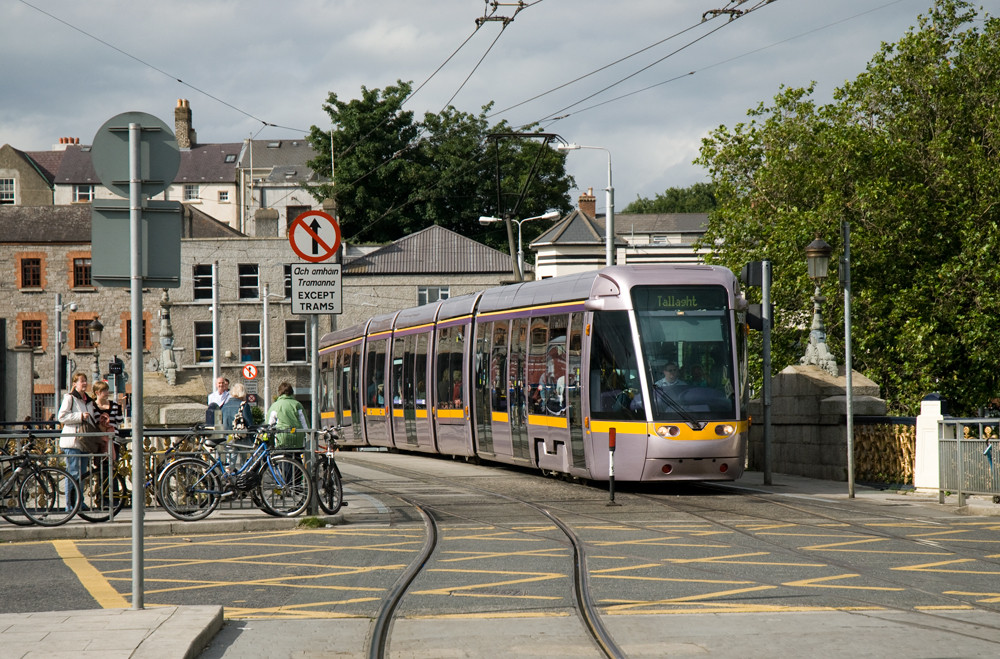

{"left": 621, "top": 182, "right": 717, "bottom": 213}
{"left": 307, "top": 82, "right": 573, "bottom": 249}
{"left": 695, "top": 0, "right": 1000, "bottom": 415}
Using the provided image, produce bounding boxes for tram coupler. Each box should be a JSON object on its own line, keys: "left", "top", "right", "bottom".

{"left": 607, "top": 427, "right": 620, "bottom": 507}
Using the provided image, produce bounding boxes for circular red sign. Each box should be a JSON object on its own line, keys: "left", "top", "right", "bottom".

{"left": 289, "top": 210, "right": 341, "bottom": 263}
{"left": 243, "top": 364, "right": 257, "bottom": 380}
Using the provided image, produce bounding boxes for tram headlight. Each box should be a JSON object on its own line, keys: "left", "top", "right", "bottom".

{"left": 714, "top": 424, "right": 736, "bottom": 437}
{"left": 656, "top": 425, "right": 681, "bottom": 438}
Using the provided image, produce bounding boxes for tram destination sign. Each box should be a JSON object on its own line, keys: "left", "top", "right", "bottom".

{"left": 291, "top": 263, "right": 342, "bottom": 315}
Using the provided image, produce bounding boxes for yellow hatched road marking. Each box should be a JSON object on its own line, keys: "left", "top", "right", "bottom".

{"left": 943, "top": 590, "right": 1000, "bottom": 603}
{"left": 782, "top": 573, "right": 904, "bottom": 591}
{"left": 52, "top": 539, "right": 129, "bottom": 609}
{"left": 413, "top": 568, "right": 566, "bottom": 598}
{"left": 892, "top": 558, "right": 1000, "bottom": 575}
{"left": 802, "top": 537, "right": 952, "bottom": 554}
{"left": 439, "top": 547, "right": 568, "bottom": 562}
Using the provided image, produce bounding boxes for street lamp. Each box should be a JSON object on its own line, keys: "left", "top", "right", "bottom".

{"left": 800, "top": 237, "right": 838, "bottom": 377}
{"left": 556, "top": 143, "right": 614, "bottom": 267}
{"left": 89, "top": 318, "right": 104, "bottom": 383}
{"left": 479, "top": 211, "right": 560, "bottom": 281}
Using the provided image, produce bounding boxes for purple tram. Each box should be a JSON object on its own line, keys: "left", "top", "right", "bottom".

{"left": 318, "top": 264, "right": 749, "bottom": 482}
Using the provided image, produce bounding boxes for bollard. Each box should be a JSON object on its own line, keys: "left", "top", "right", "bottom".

{"left": 607, "top": 427, "right": 620, "bottom": 506}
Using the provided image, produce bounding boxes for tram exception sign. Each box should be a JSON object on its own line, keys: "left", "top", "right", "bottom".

{"left": 289, "top": 210, "right": 341, "bottom": 263}
{"left": 291, "top": 263, "right": 342, "bottom": 315}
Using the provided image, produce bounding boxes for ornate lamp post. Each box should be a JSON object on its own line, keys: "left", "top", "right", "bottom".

{"left": 800, "top": 237, "right": 839, "bottom": 377}
{"left": 88, "top": 318, "right": 104, "bottom": 383}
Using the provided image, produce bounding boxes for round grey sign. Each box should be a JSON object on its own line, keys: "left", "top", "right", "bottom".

{"left": 91, "top": 111, "right": 180, "bottom": 199}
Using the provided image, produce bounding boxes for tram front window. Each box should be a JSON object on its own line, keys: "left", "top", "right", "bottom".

{"left": 633, "top": 285, "right": 736, "bottom": 422}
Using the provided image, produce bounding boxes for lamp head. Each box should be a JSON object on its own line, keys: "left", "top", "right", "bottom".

{"left": 479, "top": 216, "right": 501, "bottom": 226}
{"left": 68, "top": 302, "right": 78, "bottom": 312}
{"left": 805, "top": 237, "right": 832, "bottom": 281}
{"left": 88, "top": 318, "right": 104, "bottom": 346}
{"left": 556, "top": 143, "right": 581, "bottom": 151}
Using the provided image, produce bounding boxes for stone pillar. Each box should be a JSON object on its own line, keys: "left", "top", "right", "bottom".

{"left": 7, "top": 343, "right": 36, "bottom": 422}
{"left": 748, "top": 364, "right": 886, "bottom": 481}
{"left": 913, "top": 393, "right": 945, "bottom": 492}
{"left": 159, "top": 290, "right": 178, "bottom": 386}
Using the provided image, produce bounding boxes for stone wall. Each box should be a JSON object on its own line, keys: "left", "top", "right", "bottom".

{"left": 748, "top": 364, "right": 887, "bottom": 481}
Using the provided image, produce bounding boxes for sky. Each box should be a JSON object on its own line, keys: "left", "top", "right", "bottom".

{"left": 2, "top": 0, "right": 945, "bottom": 215}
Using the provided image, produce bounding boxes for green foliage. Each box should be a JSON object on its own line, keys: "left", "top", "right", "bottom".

{"left": 307, "top": 81, "right": 573, "bottom": 250}
{"left": 695, "top": 0, "right": 1000, "bottom": 415}
{"left": 250, "top": 405, "right": 265, "bottom": 426}
{"left": 622, "top": 182, "right": 717, "bottom": 213}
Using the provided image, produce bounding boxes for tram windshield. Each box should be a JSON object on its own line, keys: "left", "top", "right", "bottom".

{"left": 632, "top": 285, "right": 736, "bottom": 422}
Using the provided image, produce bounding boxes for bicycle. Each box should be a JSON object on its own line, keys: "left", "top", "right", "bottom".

{"left": 0, "top": 436, "right": 81, "bottom": 527}
{"left": 77, "top": 424, "right": 222, "bottom": 523}
{"left": 156, "top": 424, "right": 313, "bottom": 521}
{"left": 314, "top": 427, "right": 345, "bottom": 515}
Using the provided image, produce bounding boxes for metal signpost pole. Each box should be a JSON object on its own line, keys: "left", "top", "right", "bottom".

{"left": 762, "top": 260, "right": 773, "bottom": 485}
{"left": 128, "top": 123, "right": 145, "bottom": 609}
{"left": 842, "top": 221, "right": 855, "bottom": 498}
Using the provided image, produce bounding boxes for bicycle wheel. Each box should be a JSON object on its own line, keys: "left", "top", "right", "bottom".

{"left": 77, "top": 462, "right": 128, "bottom": 523}
{"left": 1, "top": 467, "right": 34, "bottom": 526}
{"left": 256, "top": 457, "right": 313, "bottom": 517}
{"left": 19, "top": 466, "right": 81, "bottom": 527}
{"left": 157, "top": 458, "right": 221, "bottom": 521}
{"left": 316, "top": 457, "right": 344, "bottom": 515}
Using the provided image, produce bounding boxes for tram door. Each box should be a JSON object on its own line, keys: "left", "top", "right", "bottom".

{"left": 390, "top": 336, "right": 417, "bottom": 447}
{"left": 509, "top": 318, "right": 530, "bottom": 460}
{"left": 473, "top": 322, "right": 494, "bottom": 455}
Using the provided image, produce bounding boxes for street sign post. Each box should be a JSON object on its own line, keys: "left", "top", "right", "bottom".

{"left": 291, "top": 263, "right": 342, "bottom": 314}
{"left": 289, "top": 210, "right": 341, "bottom": 263}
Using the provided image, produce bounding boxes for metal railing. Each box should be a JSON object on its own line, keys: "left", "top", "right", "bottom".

{"left": 938, "top": 418, "right": 1000, "bottom": 506}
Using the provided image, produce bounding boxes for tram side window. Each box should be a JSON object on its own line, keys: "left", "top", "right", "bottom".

{"left": 436, "top": 326, "right": 463, "bottom": 409}
{"left": 366, "top": 340, "right": 386, "bottom": 406}
{"left": 589, "top": 311, "right": 643, "bottom": 420}
{"left": 415, "top": 333, "right": 429, "bottom": 406}
{"left": 392, "top": 337, "right": 405, "bottom": 406}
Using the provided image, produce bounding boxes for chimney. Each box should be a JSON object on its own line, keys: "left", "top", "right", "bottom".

{"left": 578, "top": 187, "right": 596, "bottom": 218}
{"left": 174, "top": 99, "right": 196, "bottom": 148}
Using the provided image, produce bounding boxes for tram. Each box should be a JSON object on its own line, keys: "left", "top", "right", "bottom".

{"left": 318, "top": 264, "right": 749, "bottom": 482}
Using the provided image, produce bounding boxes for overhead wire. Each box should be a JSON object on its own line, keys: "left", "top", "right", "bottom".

{"left": 538, "top": 0, "right": 914, "bottom": 126}
{"left": 525, "top": 0, "right": 779, "bottom": 127}
{"left": 16, "top": 0, "right": 311, "bottom": 135}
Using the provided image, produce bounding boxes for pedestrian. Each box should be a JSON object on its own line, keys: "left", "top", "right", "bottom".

{"left": 266, "top": 382, "right": 307, "bottom": 452}
{"left": 57, "top": 372, "right": 99, "bottom": 492}
{"left": 92, "top": 380, "right": 123, "bottom": 456}
{"left": 208, "top": 376, "right": 230, "bottom": 407}
{"left": 222, "top": 382, "right": 254, "bottom": 432}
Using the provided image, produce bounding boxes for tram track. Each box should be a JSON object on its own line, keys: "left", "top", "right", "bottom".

{"left": 341, "top": 452, "right": 1000, "bottom": 654}
{"left": 346, "top": 458, "right": 626, "bottom": 659}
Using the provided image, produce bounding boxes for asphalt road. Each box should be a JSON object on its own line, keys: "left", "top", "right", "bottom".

{"left": 3, "top": 451, "right": 1000, "bottom": 657}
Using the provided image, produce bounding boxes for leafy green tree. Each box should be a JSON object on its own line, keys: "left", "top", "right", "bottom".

{"left": 695, "top": 0, "right": 1000, "bottom": 415}
{"left": 622, "top": 182, "right": 717, "bottom": 213}
{"left": 307, "top": 82, "right": 573, "bottom": 249}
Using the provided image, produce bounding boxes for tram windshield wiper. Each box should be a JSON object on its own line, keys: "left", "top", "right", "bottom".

{"left": 654, "top": 387, "right": 705, "bottom": 431}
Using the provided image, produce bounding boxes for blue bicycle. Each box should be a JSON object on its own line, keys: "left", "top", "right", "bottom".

{"left": 156, "top": 425, "right": 313, "bottom": 520}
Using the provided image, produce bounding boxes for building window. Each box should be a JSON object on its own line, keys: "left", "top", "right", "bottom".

{"left": 184, "top": 184, "right": 199, "bottom": 201}
{"left": 194, "top": 321, "right": 213, "bottom": 363}
{"left": 74, "top": 319, "right": 94, "bottom": 349}
{"left": 285, "top": 320, "right": 307, "bottom": 362}
{"left": 0, "top": 178, "right": 14, "bottom": 204}
{"left": 238, "top": 264, "right": 259, "bottom": 299}
{"left": 193, "top": 264, "right": 212, "bottom": 300}
{"left": 21, "top": 319, "right": 42, "bottom": 347}
{"left": 126, "top": 319, "right": 148, "bottom": 351}
{"left": 286, "top": 205, "right": 309, "bottom": 225}
{"left": 283, "top": 264, "right": 292, "bottom": 298}
{"left": 20, "top": 257, "right": 42, "bottom": 288}
{"left": 218, "top": 190, "right": 229, "bottom": 203}
{"left": 73, "top": 257, "right": 92, "bottom": 287}
{"left": 417, "top": 286, "right": 449, "bottom": 306}
{"left": 74, "top": 185, "right": 94, "bottom": 202}
{"left": 33, "top": 393, "right": 55, "bottom": 422}
{"left": 239, "top": 321, "right": 261, "bottom": 362}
